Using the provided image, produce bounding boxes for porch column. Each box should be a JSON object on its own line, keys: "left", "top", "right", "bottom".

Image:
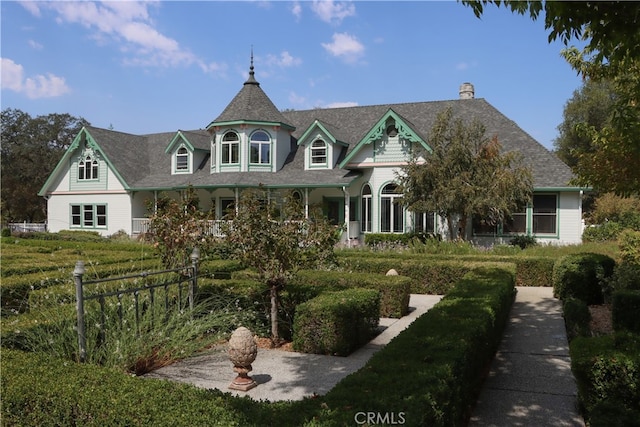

{"left": 234, "top": 188, "right": 239, "bottom": 215}
{"left": 304, "top": 188, "right": 309, "bottom": 219}
{"left": 342, "top": 186, "right": 350, "bottom": 246}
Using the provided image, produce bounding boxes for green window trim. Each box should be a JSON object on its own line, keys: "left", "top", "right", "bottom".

{"left": 174, "top": 146, "right": 191, "bottom": 174}
{"left": 249, "top": 130, "right": 272, "bottom": 165}
{"left": 70, "top": 204, "right": 107, "bottom": 229}
{"left": 221, "top": 131, "right": 240, "bottom": 165}
{"left": 78, "top": 154, "right": 99, "bottom": 181}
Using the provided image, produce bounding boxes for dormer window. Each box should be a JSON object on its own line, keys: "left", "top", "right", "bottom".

{"left": 175, "top": 146, "right": 189, "bottom": 172}
{"left": 311, "top": 139, "right": 327, "bottom": 166}
{"left": 78, "top": 154, "right": 99, "bottom": 180}
{"left": 222, "top": 132, "right": 239, "bottom": 164}
{"left": 250, "top": 131, "right": 271, "bottom": 164}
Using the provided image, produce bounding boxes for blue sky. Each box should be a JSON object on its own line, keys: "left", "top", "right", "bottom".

{"left": 1, "top": 1, "right": 585, "bottom": 150}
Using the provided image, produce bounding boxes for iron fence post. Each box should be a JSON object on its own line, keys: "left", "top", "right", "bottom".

{"left": 189, "top": 247, "right": 200, "bottom": 311}
{"left": 74, "top": 261, "right": 86, "bottom": 363}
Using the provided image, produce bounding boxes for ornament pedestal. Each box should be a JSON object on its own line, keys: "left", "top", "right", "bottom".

{"left": 227, "top": 327, "right": 258, "bottom": 392}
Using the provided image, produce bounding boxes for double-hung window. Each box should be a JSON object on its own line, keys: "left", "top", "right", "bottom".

{"left": 175, "top": 146, "right": 189, "bottom": 172}
{"left": 71, "top": 204, "right": 107, "bottom": 228}
{"left": 78, "top": 155, "right": 99, "bottom": 180}
{"left": 221, "top": 132, "right": 239, "bottom": 164}
{"left": 532, "top": 194, "right": 557, "bottom": 234}
{"left": 250, "top": 131, "right": 271, "bottom": 164}
{"left": 415, "top": 212, "right": 435, "bottom": 234}
{"left": 310, "top": 139, "right": 327, "bottom": 166}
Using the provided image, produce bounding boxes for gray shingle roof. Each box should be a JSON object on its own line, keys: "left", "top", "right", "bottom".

{"left": 82, "top": 81, "right": 575, "bottom": 191}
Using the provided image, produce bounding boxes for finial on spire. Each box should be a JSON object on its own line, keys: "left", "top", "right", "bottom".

{"left": 245, "top": 45, "right": 259, "bottom": 86}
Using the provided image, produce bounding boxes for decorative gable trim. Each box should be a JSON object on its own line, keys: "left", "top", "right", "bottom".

{"left": 165, "top": 131, "right": 195, "bottom": 154}
{"left": 297, "top": 120, "right": 348, "bottom": 147}
{"left": 39, "top": 127, "right": 130, "bottom": 196}
{"left": 339, "top": 109, "right": 431, "bottom": 168}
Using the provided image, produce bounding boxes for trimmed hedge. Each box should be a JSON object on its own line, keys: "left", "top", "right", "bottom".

{"left": 612, "top": 290, "right": 640, "bottom": 333}
{"left": 563, "top": 298, "right": 591, "bottom": 342}
{"left": 316, "top": 267, "right": 516, "bottom": 426}
{"left": 289, "top": 269, "right": 411, "bottom": 318}
{"left": 514, "top": 257, "right": 555, "bottom": 287}
{"left": 292, "top": 288, "right": 380, "bottom": 356}
{"left": 570, "top": 333, "right": 640, "bottom": 423}
{"left": 552, "top": 253, "right": 616, "bottom": 304}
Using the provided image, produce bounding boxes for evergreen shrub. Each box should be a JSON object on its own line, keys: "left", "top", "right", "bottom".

{"left": 563, "top": 297, "right": 591, "bottom": 342}
{"left": 612, "top": 290, "right": 640, "bottom": 333}
{"left": 514, "top": 257, "right": 554, "bottom": 286}
{"left": 552, "top": 253, "right": 615, "bottom": 304}
{"left": 292, "top": 288, "right": 380, "bottom": 356}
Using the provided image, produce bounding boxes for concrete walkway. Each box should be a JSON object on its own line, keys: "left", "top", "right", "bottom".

{"left": 146, "top": 288, "right": 585, "bottom": 426}
{"left": 469, "top": 286, "right": 585, "bottom": 426}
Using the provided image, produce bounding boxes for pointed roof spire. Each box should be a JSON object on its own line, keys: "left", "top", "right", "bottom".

{"left": 244, "top": 46, "right": 259, "bottom": 86}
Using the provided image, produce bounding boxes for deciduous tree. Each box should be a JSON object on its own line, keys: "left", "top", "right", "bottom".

{"left": 1, "top": 108, "right": 90, "bottom": 222}
{"left": 222, "top": 187, "right": 340, "bottom": 344}
{"left": 397, "top": 108, "right": 532, "bottom": 240}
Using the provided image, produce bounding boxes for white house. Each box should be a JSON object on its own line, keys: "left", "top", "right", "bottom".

{"left": 39, "top": 62, "right": 585, "bottom": 245}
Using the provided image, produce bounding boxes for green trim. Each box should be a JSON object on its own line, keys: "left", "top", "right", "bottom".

{"left": 339, "top": 109, "right": 430, "bottom": 168}
{"left": 165, "top": 131, "right": 195, "bottom": 154}
{"left": 297, "top": 120, "right": 348, "bottom": 147}
{"left": 128, "top": 182, "right": 357, "bottom": 192}
{"left": 69, "top": 203, "right": 108, "bottom": 229}
{"left": 38, "top": 127, "right": 130, "bottom": 195}
{"left": 533, "top": 187, "right": 587, "bottom": 192}
{"left": 206, "top": 120, "right": 295, "bottom": 132}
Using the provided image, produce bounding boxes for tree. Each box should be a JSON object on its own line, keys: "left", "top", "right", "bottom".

{"left": 1, "top": 108, "right": 90, "bottom": 222}
{"left": 462, "top": 0, "right": 640, "bottom": 194}
{"left": 554, "top": 80, "right": 615, "bottom": 169}
{"left": 397, "top": 108, "right": 532, "bottom": 240}
{"left": 222, "top": 187, "right": 340, "bottom": 344}
{"left": 144, "top": 186, "right": 216, "bottom": 269}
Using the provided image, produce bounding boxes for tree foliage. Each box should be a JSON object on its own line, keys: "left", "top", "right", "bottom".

{"left": 554, "top": 80, "right": 615, "bottom": 169}
{"left": 1, "top": 108, "right": 90, "bottom": 222}
{"left": 397, "top": 108, "right": 532, "bottom": 240}
{"left": 221, "top": 187, "right": 340, "bottom": 342}
{"left": 144, "top": 187, "right": 216, "bottom": 269}
{"left": 462, "top": 1, "right": 640, "bottom": 194}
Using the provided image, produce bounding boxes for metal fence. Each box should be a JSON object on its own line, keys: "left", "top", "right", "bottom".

{"left": 73, "top": 248, "right": 200, "bottom": 362}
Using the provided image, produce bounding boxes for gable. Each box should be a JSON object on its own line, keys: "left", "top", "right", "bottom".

{"left": 339, "top": 109, "right": 430, "bottom": 167}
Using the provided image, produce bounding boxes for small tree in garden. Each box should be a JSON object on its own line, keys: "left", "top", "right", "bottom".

{"left": 222, "top": 187, "right": 340, "bottom": 344}
{"left": 145, "top": 186, "right": 216, "bottom": 269}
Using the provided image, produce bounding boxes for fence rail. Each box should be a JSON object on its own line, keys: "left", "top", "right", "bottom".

{"left": 7, "top": 222, "right": 47, "bottom": 233}
{"left": 74, "top": 248, "right": 200, "bottom": 362}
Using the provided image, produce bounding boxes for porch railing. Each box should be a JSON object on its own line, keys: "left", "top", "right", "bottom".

{"left": 7, "top": 222, "right": 47, "bottom": 233}
{"left": 132, "top": 219, "right": 227, "bottom": 237}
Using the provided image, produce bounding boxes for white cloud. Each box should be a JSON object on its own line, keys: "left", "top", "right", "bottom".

{"left": 311, "top": 0, "right": 355, "bottom": 24}
{"left": 456, "top": 60, "right": 478, "bottom": 71}
{"left": 288, "top": 91, "right": 306, "bottom": 106}
{"left": 291, "top": 1, "right": 302, "bottom": 21}
{"left": 1, "top": 57, "right": 70, "bottom": 99}
{"left": 321, "top": 32, "right": 364, "bottom": 63}
{"left": 28, "top": 40, "right": 43, "bottom": 50}
{"left": 324, "top": 101, "right": 358, "bottom": 108}
{"left": 265, "top": 51, "right": 302, "bottom": 68}
{"left": 20, "top": 1, "right": 224, "bottom": 74}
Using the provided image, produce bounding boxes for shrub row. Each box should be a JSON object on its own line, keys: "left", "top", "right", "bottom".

{"left": 612, "top": 290, "right": 640, "bottom": 333}
{"left": 289, "top": 270, "right": 411, "bottom": 318}
{"left": 570, "top": 333, "right": 640, "bottom": 424}
{"left": 316, "top": 267, "right": 516, "bottom": 425}
{"left": 1, "top": 265, "right": 516, "bottom": 426}
{"left": 292, "top": 288, "right": 380, "bottom": 356}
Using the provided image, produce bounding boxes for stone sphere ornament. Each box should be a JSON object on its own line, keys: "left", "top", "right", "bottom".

{"left": 227, "top": 326, "right": 258, "bottom": 391}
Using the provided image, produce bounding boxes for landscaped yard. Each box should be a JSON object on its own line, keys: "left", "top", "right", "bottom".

{"left": 1, "top": 231, "right": 638, "bottom": 426}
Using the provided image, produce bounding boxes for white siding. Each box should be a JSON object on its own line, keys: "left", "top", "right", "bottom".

{"left": 542, "top": 191, "right": 583, "bottom": 245}
{"left": 47, "top": 193, "right": 132, "bottom": 236}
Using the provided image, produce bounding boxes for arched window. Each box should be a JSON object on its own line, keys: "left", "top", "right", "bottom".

{"left": 361, "top": 184, "right": 372, "bottom": 233}
{"left": 310, "top": 139, "right": 327, "bottom": 165}
{"left": 175, "top": 146, "right": 189, "bottom": 171}
{"left": 222, "top": 132, "right": 239, "bottom": 164}
{"left": 78, "top": 154, "right": 99, "bottom": 180}
{"left": 250, "top": 131, "right": 271, "bottom": 164}
{"left": 380, "top": 183, "right": 404, "bottom": 233}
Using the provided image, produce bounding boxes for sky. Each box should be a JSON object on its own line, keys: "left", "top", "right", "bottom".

{"left": 1, "top": 1, "right": 586, "bottom": 150}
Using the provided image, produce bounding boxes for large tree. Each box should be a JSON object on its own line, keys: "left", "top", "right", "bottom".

{"left": 397, "top": 108, "right": 532, "bottom": 240}
{"left": 462, "top": 0, "right": 640, "bottom": 194}
{"left": 222, "top": 187, "right": 340, "bottom": 344}
{"left": 1, "top": 109, "right": 90, "bottom": 222}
